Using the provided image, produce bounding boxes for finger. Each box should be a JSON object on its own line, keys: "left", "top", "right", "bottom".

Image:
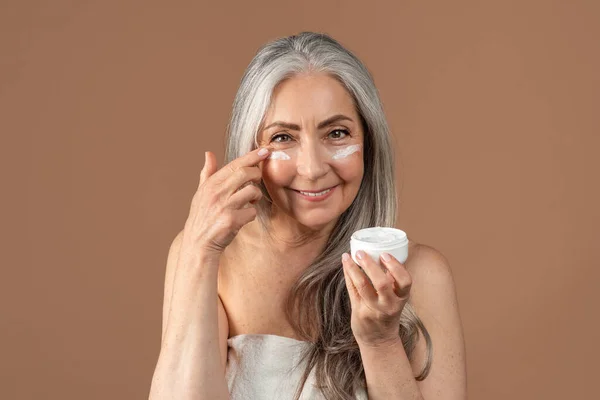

{"left": 380, "top": 253, "right": 412, "bottom": 299}
{"left": 232, "top": 205, "right": 258, "bottom": 228}
{"left": 341, "top": 254, "right": 360, "bottom": 307}
{"left": 355, "top": 251, "right": 397, "bottom": 304}
{"left": 212, "top": 147, "right": 270, "bottom": 183}
{"left": 225, "top": 166, "right": 263, "bottom": 196}
{"left": 342, "top": 253, "right": 377, "bottom": 303}
{"left": 199, "top": 151, "right": 218, "bottom": 188}
{"left": 228, "top": 184, "right": 263, "bottom": 209}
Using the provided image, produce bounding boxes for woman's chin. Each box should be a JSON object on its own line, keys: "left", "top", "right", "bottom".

{"left": 269, "top": 203, "right": 343, "bottom": 232}
{"left": 292, "top": 211, "right": 340, "bottom": 231}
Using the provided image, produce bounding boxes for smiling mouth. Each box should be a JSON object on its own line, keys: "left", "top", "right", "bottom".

{"left": 291, "top": 185, "right": 337, "bottom": 197}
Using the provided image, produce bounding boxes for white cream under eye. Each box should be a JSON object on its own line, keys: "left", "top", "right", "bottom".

{"left": 331, "top": 144, "right": 362, "bottom": 160}
{"left": 268, "top": 150, "right": 291, "bottom": 160}
{"left": 268, "top": 144, "right": 361, "bottom": 161}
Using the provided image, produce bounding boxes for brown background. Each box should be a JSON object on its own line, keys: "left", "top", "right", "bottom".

{"left": 3, "top": 0, "right": 599, "bottom": 399}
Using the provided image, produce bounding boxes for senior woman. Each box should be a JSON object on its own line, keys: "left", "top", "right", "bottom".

{"left": 149, "top": 32, "right": 467, "bottom": 400}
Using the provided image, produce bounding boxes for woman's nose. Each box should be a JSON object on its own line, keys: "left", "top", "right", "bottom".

{"left": 296, "top": 144, "right": 330, "bottom": 180}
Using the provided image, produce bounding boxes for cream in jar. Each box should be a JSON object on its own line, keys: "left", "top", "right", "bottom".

{"left": 350, "top": 227, "right": 409, "bottom": 265}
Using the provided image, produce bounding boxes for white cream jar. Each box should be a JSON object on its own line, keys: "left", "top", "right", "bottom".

{"left": 350, "top": 227, "right": 409, "bottom": 265}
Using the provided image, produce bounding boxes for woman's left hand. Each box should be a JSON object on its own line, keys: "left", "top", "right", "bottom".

{"left": 341, "top": 250, "right": 412, "bottom": 347}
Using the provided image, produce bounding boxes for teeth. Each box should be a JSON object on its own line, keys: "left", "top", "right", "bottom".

{"left": 300, "top": 188, "right": 331, "bottom": 197}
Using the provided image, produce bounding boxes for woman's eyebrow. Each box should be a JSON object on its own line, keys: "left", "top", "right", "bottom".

{"left": 262, "top": 114, "right": 354, "bottom": 131}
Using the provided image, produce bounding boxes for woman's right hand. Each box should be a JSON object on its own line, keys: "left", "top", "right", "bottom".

{"left": 181, "top": 147, "right": 270, "bottom": 259}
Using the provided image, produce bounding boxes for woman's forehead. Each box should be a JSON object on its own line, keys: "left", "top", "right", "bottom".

{"left": 265, "top": 74, "right": 358, "bottom": 121}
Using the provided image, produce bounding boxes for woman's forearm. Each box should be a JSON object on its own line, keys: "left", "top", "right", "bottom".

{"left": 359, "top": 338, "right": 423, "bottom": 400}
{"left": 149, "top": 252, "right": 229, "bottom": 400}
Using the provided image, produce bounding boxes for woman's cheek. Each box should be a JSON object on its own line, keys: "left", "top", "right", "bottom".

{"left": 333, "top": 154, "right": 364, "bottom": 183}
{"left": 261, "top": 159, "right": 295, "bottom": 188}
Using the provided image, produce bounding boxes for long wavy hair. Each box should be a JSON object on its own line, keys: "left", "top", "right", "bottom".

{"left": 224, "top": 31, "right": 432, "bottom": 400}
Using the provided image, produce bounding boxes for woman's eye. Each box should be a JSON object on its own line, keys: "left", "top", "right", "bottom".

{"left": 329, "top": 129, "right": 349, "bottom": 140}
{"left": 271, "top": 134, "right": 292, "bottom": 143}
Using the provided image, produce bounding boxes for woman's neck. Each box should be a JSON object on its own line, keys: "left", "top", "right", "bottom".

{"left": 236, "top": 212, "right": 337, "bottom": 271}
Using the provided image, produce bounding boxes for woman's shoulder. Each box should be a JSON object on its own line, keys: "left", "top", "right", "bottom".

{"left": 403, "top": 238, "right": 458, "bottom": 324}
{"left": 404, "top": 238, "right": 455, "bottom": 290}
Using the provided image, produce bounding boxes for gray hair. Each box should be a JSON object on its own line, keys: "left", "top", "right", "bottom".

{"left": 224, "top": 31, "right": 432, "bottom": 400}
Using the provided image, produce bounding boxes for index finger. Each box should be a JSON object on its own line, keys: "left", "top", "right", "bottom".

{"left": 380, "top": 253, "right": 412, "bottom": 299}
{"left": 212, "top": 147, "right": 271, "bottom": 182}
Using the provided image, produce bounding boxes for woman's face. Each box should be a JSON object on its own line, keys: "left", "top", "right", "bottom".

{"left": 258, "top": 72, "right": 365, "bottom": 230}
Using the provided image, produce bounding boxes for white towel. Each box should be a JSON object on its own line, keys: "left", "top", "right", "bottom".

{"left": 226, "top": 334, "right": 368, "bottom": 400}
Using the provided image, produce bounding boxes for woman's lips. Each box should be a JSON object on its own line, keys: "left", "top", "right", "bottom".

{"left": 291, "top": 185, "right": 337, "bottom": 202}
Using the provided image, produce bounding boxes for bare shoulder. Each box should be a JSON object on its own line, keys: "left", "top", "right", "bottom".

{"left": 404, "top": 239, "right": 455, "bottom": 291}
{"left": 403, "top": 240, "right": 459, "bottom": 323}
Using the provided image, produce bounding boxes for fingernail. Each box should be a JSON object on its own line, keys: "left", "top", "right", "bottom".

{"left": 381, "top": 253, "right": 392, "bottom": 262}
{"left": 342, "top": 253, "right": 350, "bottom": 262}
{"left": 258, "top": 148, "right": 269, "bottom": 157}
{"left": 356, "top": 250, "right": 364, "bottom": 260}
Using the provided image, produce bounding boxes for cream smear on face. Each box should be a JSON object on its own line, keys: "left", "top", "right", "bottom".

{"left": 268, "top": 150, "right": 291, "bottom": 160}
{"left": 331, "top": 144, "right": 362, "bottom": 160}
{"left": 267, "top": 144, "right": 362, "bottom": 161}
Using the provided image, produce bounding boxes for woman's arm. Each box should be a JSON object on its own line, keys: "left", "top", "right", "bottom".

{"left": 149, "top": 148, "right": 268, "bottom": 399}
{"left": 358, "top": 338, "right": 423, "bottom": 399}
{"left": 159, "top": 230, "right": 229, "bottom": 372}
{"left": 149, "top": 245, "right": 229, "bottom": 400}
{"left": 358, "top": 246, "right": 467, "bottom": 400}
{"left": 342, "top": 245, "right": 467, "bottom": 399}
{"left": 160, "top": 230, "right": 184, "bottom": 347}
